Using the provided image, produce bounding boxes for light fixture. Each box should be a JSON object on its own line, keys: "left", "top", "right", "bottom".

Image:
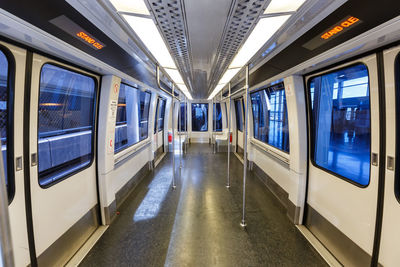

{"left": 208, "top": 0, "right": 309, "bottom": 99}
{"left": 110, "top": 0, "right": 150, "bottom": 15}
{"left": 208, "top": 84, "right": 225, "bottom": 100}
{"left": 165, "top": 68, "right": 184, "bottom": 84}
{"left": 230, "top": 15, "right": 290, "bottom": 68}
{"left": 109, "top": 0, "right": 192, "bottom": 99}
{"left": 264, "top": 0, "right": 306, "bottom": 14}
{"left": 220, "top": 68, "right": 241, "bottom": 84}
{"left": 123, "top": 15, "right": 176, "bottom": 68}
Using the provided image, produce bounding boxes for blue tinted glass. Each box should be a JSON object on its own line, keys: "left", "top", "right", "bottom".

{"left": 178, "top": 103, "right": 187, "bottom": 132}
{"left": 213, "top": 103, "right": 222, "bottom": 132}
{"left": 115, "top": 84, "right": 151, "bottom": 153}
{"left": 154, "top": 99, "right": 159, "bottom": 134}
{"left": 224, "top": 102, "right": 228, "bottom": 127}
{"left": 158, "top": 99, "right": 166, "bottom": 131}
{"left": 310, "top": 64, "right": 370, "bottom": 186}
{"left": 235, "top": 99, "right": 243, "bottom": 131}
{"left": 251, "top": 83, "right": 290, "bottom": 152}
{"left": 191, "top": 103, "right": 208, "bottom": 131}
{"left": 38, "top": 64, "right": 96, "bottom": 187}
{"left": 139, "top": 91, "right": 151, "bottom": 140}
{"left": 0, "top": 50, "right": 9, "bottom": 197}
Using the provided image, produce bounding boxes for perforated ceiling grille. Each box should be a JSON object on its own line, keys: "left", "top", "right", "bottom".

{"left": 146, "top": 0, "right": 193, "bottom": 92}
{"left": 207, "top": 0, "right": 269, "bottom": 96}
{"left": 145, "top": 0, "right": 268, "bottom": 98}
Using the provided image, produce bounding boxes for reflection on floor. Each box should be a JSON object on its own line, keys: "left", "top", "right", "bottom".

{"left": 80, "top": 144, "right": 327, "bottom": 266}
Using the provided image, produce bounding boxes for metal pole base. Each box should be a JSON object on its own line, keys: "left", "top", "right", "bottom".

{"left": 240, "top": 220, "right": 247, "bottom": 228}
{"left": 226, "top": 185, "right": 230, "bottom": 189}
{"left": 172, "top": 185, "right": 176, "bottom": 189}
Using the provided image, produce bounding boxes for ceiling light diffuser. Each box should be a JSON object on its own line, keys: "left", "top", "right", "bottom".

{"left": 229, "top": 15, "right": 290, "bottom": 68}
{"left": 220, "top": 68, "right": 240, "bottom": 84}
{"left": 123, "top": 15, "right": 176, "bottom": 68}
{"left": 165, "top": 69, "right": 184, "bottom": 84}
{"left": 264, "top": 0, "right": 306, "bottom": 14}
{"left": 110, "top": 0, "right": 150, "bottom": 15}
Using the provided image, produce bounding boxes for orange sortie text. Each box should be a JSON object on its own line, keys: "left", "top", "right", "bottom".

{"left": 76, "top": 31, "right": 104, "bottom": 50}
{"left": 321, "top": 16, "right": 360, "bottom": 40}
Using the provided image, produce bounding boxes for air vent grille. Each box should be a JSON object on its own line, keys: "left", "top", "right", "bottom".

{"left": 208, "top": 0, "right": 269, "bottom": 96}
{"left": 146, "top": 0, "right": 193, "bottom": 92}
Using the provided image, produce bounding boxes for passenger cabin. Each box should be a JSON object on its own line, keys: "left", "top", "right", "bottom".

{"left": 0, "top": 0, "right": 399, "bottom": 266}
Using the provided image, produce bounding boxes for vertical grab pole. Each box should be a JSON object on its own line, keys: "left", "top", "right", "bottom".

{"left": 179, "top": 96, "right": 182, "bottom": 169}
{"left": 172, "top": 85, "right": 176, "bottom": 189}
{"left": 240, "top": 65, "right": 249, "bottom": 228}
{"left": 226, "top": 83, "right": 231, "bottom": 188}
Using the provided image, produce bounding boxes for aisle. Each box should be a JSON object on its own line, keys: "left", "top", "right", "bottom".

{"left": 80, "top": 144, "right": 326, "bottom": 266}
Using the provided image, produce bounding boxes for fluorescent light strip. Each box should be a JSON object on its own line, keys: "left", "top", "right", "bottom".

{"left": 110, "top": 0, "right": 150, "bottom": 15}
{"left": 264, "top": 0, "right": 306, "bottom": 14}
{"left": 209, "top": 10, "right": 298, "bottom": 98}
{"left": 220, "top": 68, "right": 240, "bottom": 84}
{"left": 229, "top": 15, "right": 290, "bottom": 68}
{"left": 123, "top": 15, "right": 176, "bottom": 68}
{"left": 165, "top": 68, "right": 184, "bottom": 84}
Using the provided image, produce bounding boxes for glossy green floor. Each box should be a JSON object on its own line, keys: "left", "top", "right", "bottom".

{"left": 80, "top": 144, "right": 327, "bottom": 266}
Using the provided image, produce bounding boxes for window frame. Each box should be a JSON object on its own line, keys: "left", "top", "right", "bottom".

{"left": 191, "top": 103, "right": 209, "bottom": 132}
{"left": 114, "top": 83, "right": 151, "bottom": 154}
{"left": 0, "top": 45, "right": 15, "bottom": 203}
{"left": 306, "top": 62, "right": 372, "bottom": 188}
{"left": 250, "top": 83, "right": 290, "bottom": 154}
{"left": 37, "top": 62, "right": 98, "bottom": 188}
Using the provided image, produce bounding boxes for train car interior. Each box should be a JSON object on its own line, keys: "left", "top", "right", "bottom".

{"left": 0, "top": 0, "right": 400, "bottom": 266}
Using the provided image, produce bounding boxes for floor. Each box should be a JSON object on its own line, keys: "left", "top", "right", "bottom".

{"left": 80, "top": 144, "right": 327, "bottom": 267}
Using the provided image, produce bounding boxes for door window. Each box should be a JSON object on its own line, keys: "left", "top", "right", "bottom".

{"left": 38, "top": 64, "right": 96, "bottom": 187}
{"left": 213, "top": 103, "right": 222, "bottom": 132}
{"left": 0, "top": 49, "right": 13, "bottom": 201}
{"left": 235, "top": 99, "right": 243, "bottom": 131}
{"left": 308, "top": 64, "right": 370, "bottom": 186}
{"left": 178, "top": 102, "right": 187, "bottom": 132}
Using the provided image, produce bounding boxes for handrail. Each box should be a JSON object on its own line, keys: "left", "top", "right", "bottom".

{"left": 156, "top": 66, "right": 181, "bottom": 101}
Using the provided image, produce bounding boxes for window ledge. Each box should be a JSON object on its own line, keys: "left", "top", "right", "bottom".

{"left": 250, "top": 138, "right": 290, "bottom": 166}
{"left": 114, "top": 138, "right": 151, "bottom": 166}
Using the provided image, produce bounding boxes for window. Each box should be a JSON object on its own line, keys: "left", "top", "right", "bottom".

{"left": 250, "top": 83, "right": 290, "bottom": 152}
{"left": 213, "top": 103, "right": 222, "bottom": 132}
{"left": 115, "top": 83, "right": 151, "bottom": 153}
{"left": 0, "top": 49, "right": 13, "bottom": 202}
{"left": 309, "top": 64, "right": 370, "bottom": 186}
{"left": 191, "top": 103, "right": 208, "bottom": 131}
{"left": 154, "top": 99, "right": 159, "bottom": 134}
{"left": 157, "top": 99, "right": 166, "bottom": 132}
{"left": 178, "top": 102, "right": 187, "bottom": 132}
{"left": 38, "top": 64, "right": 96, "bottom": 187}
{"left": 235, "top": 99, "right": 243, "bottom": 131}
